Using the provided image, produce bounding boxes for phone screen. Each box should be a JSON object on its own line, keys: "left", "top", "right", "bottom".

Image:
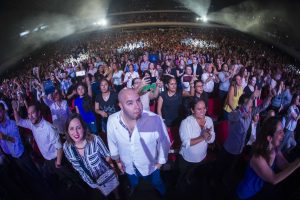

{"left": 43, "top": 80, "right": 55, "bottom": 95}
{"left": 183, "top": 76, "right": 192, "bottom": 82}
{"left": 76, "top": 70, "right": 86, "bottom": 77}
{"left": 141, "top": 83, "right": 156, "bottom": 92}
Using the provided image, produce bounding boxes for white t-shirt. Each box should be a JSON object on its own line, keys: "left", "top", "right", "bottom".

{"left": 179, "top": 115, "right": 215, "bottom": 163}
{"left": 201, "top": 73, "right": 215, "bottom": 93}
{"left": 124, "top": 71, "right": 139, "bottom": 88}
{"left": 140, "top": 61, "right": 150, "bottom": 72}
{"left": 112, "top": 70, "right": 123, "bottom": 86}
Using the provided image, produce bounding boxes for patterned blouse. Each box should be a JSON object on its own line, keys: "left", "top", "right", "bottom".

{"left": 63, "top": 135, "right": 111, "bottom": 188}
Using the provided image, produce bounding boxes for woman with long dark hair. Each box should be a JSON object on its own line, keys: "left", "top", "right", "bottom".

{"left": 157, "top": 77, "right": 192, "bottom": 151}
{"left": 63, "top": 114, "right": 120, "bottom": 198}
{"left": 223, "top": 74, "right": 244, "bottom": 119}
{"left": 111, "top": 62, "right": 124, "bottom": 93}
{"left": 74, "top": 78, "right": 97, "bottom": 134}
{"left": 237, "top": 117, "right": 300, "bottom": 199}
{"left": 95, "top": 79, "right": 118, "bottom": 134}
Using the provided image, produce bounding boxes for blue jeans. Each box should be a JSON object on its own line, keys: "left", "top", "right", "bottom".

{"left": 101, "top": 118, "right": 108, "bottom": 133}
{"left": 88, "top": 121, "right": 98, "bottom": 135}
{"left": 127, "top": 168, "right": 166, "bottom": 195}
{"left": 223, "top": 110, "right": 229, "bottom": 120}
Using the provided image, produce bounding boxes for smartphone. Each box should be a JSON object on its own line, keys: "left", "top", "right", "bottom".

{"left": 76, "top": 70, "right": 86, "bottom": 77}
{"left": 141, "top": 83, "right": 156, "bottom": 92}
{"left": 182, "top": 75, "right": 193, "bottom": 82}
{"left": 43, "top": 80, "right": 55, "bottom": 95}
{"left": 150, "top": 77, "right": 157, "bottom": 84}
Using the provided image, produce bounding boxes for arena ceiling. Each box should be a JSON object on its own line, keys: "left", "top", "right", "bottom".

{"left": 0, "top": 0, "right": 300, "bottom": 73}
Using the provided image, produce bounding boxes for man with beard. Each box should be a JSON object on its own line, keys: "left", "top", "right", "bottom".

{"left": 12, "top": 102, "right": 69, "bottom": 184}
{"left": 0, "top": 103, "right": 53, "bottom": 199}
{"left": 107, "top": 88, "right": 170, "bottom": 196}
{"left": 13, "top": 102, "right": 63, "bottom": 168}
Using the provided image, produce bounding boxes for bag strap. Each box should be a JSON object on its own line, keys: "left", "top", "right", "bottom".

{"left": 71, "top": 145, "right": 96, "bottom": 183}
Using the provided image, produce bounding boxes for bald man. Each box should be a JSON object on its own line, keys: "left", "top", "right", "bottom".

{"left": 107, "top": 88, "right": 170, "bottom": 196}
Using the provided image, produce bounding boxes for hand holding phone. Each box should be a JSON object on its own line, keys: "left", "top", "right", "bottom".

{"left": 141, "top": 77, "right": 151, "bottom": 87}
{"left": 141, "top": 83, "right": 156, "bottom": 92}
{"left": 183, "top": 75, "right": 193, "bottom": 82}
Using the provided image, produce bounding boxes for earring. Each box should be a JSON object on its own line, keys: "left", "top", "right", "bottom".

{"left": 267, "top": 142, "right": 272, "bottom": 151}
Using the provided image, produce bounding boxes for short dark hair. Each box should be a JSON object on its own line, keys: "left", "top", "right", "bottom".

{"left": 132, "top": 77, "right": 140, "bottom": 86}
{"left": 183, "top": 97, "right": 206, "bottom": 117}
{"left": 238, "top": 94, "right": 248, "bottom": 106}
{"left": 142, "top": 70, "right": 151, "bottom": 78}
{"left": 194, "top": 79, "right": 204, "bottom": 86}
{"left": 221, "top": 63, "right": 227, "bottom": 70}
{"left": 28, "top": 103, "right": 42, "bottom": 113}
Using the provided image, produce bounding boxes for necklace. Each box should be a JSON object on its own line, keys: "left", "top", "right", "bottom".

{"left": 195, "top": 116, "right": 206, "bottom": 129}
{"left": 167, "top": 91, "right": 175, "bottom": 97}
{"left": 103, "top": 92, "right": 110, "bottom": 101}
{"left": 75, "top": 140, "right": 87, "bottom": 149}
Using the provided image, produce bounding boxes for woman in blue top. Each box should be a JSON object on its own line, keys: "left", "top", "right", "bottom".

{"left": 237, "top": 117, "right": 300, "bottom": 199}
{"left": 74, "top": 78, "right": 98, "bottom": 134}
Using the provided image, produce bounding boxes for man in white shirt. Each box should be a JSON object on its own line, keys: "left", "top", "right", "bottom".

{"left": 12, "top": 103, "right": 65, "bottom": 178}
{"left": 140, "top": 54, "right": 150, "bottom": 72}
{"left": 42, "top": 89, "right": 71, "bottom": 135}
{"left": 201, "top": 63, "right": 218, "bottom": 96}
{"left": 107, "top": 88, "right": 170, "bottom": 196}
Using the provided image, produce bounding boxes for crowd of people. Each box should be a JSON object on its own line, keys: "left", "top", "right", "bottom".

{"left": 1, "top": 27, "right": 300, "bottom": 200}
{"left": 107, "top": 12, "right": 198, "bottom": 25}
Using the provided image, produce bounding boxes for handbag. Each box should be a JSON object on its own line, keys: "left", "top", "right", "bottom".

{"left": 71, "top": 145, "right": 119, "bottom": 196}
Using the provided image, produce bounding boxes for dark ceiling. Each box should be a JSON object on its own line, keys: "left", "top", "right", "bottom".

{"left": 1, "top": 0, "right": 300, "bottom": 73}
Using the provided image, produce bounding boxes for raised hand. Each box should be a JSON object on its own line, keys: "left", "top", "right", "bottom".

{"left": 11, "top": 100, "right": 18, "bottom": 111}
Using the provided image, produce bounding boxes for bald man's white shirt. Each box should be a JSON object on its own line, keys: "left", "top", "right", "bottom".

{"left": 107, "top": 110, "right": 170, "bottom": 176}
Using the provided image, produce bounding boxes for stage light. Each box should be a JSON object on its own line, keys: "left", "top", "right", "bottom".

{"left": 201, "top": 16, "right": 208, "bottom": 22}
{"left": 94, "top": 19, "right": 108, "bottom": 26}
{"left": 40, "top": 25, "right": 48, "bottom": 30}
{"left": 19, "top": 30, "right": 30, "bottom": 37}
{"left": 101, "top": 19, "right": 107, "bottom": 26}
